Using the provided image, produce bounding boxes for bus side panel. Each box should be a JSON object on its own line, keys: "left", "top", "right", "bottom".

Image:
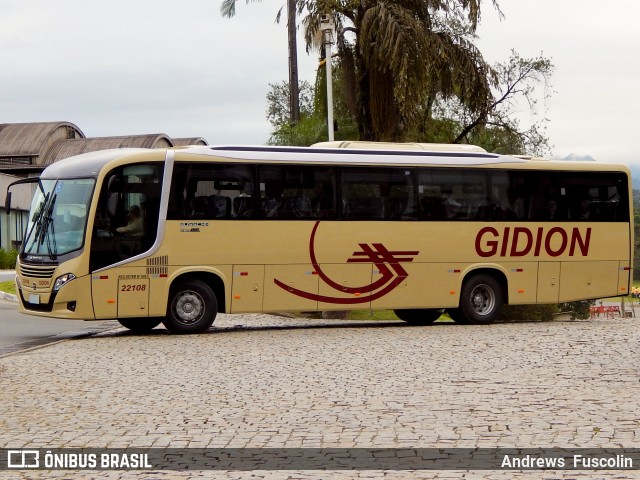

{"left": 317, "top": 263, "right": 374, "bottom": 311}
{"left": 504, "top": 262, "right": 538, "bottom": 305}
{"left": 618, "top": 261, "right": 631, "bottom": 297}
{"left": 92, "top": 274, "right": 119, "bottom": 319}
{"left": 230, "top": 265, "right": 264, "bottom": 313}
{"left": 264, "top": 265, "right": 319, "bottom": 312}
{"left": 559, "top": 261, "right": 620, "bottom": 302}
{"left": 117, "top": 278, "right": 149, "bottom": 318}
{"left": 537, "top": 262, "right": 560, "bottom": 304}
{"left": 370, "top": 263, "right": 460, "bottom": 310}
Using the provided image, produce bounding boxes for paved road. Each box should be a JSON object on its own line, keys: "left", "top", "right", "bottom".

{"left": 0, "top": 313, "right": 638, "bottom": 479}
{"left": 0, "top": 270, "right": 14, "bottom": 282}
{"left": 0, "top": 270, "right": 114, "bottom": 350}
{"left": 0, "top": 299, "right": 107, "bottom": 350}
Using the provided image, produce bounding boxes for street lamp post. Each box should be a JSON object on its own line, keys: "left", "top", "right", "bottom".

{"left": 320, "top": 15, "right": 335, "bottom": 142}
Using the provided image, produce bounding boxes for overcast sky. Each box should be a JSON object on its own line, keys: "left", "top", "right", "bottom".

{"left": 1, "top": 0, "right": 638, "bottom": 164}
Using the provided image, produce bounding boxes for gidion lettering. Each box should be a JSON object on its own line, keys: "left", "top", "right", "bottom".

{"left": 475, "top": 226, "right": 591, "bottom": 258}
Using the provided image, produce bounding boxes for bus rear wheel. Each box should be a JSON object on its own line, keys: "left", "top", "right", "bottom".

{"left": 446, "top": 308, "right": 468, "bottom": 324}
{"left": 118, "top": 317, "right": 162, "bottom": 332}
{"left": 458, "top": 274, "right": 503, "bottom": 324}
{"left": 163, "top": 280, "right": 217, "bottom": 334}
{"left": 394, "top": 308, "right": 443, "bottom": 325}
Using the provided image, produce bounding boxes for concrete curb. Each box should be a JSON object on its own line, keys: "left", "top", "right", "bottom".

{"left": 0, "top": 270, "right": 17, "bottom": 303}
{"left": 0, "top": 291, "right": 17, "bottom": 303}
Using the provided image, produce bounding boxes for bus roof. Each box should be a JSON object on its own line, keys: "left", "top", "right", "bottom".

{"left": 37, "top": 144, "right": 631, "bottom": 178}
{"left": 41, "top": 148, "right": 151, "bottom": 179}
{"left": 311, "top": 141, "right": 488, "bottom": 153}
{"left": 190, "top": 145, "right": 524, "bottom": 166}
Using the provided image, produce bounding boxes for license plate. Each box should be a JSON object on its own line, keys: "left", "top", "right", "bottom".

{"left": 28, "top": 294, "right": 40, "bottom": 305}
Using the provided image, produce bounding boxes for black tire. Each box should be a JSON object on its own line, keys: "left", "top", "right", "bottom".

{"left": 458, "top": 274, "right": 503, "bottom": 324}
{"left": 163, "top": 280, "right": 217, "bottom": 334}
{"left": 394, "top": 308, "right": 443, "bottom": 325}
{"left": 117, "top": 317, "right": 162, "bottom": 332}
{"left": 446, "top": 308, "right": 469, "bottom": 324}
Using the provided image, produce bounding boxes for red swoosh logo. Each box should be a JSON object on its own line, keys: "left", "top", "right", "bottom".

{"left": 274, "top": 221, "right": 418, "bottom": 304}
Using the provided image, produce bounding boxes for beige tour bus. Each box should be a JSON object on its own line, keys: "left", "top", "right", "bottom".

{"left": 6, "top": 142, "right": 633, "bottom": 333}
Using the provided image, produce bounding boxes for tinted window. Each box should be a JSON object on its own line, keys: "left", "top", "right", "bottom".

{"left": 417, "top": 169, "right": 487, "bottom": 220}
{"left": 490, "top": 171, "right": 538, "bottom": 220}
{"left": 168, "top": 163, "right": 255, "bottom": 220}
{"left": 90, "top": 162, "right": 164, "bottom": 271}
{"left": 559, "top": 172, "right": 629, "bottom": 222}
{"left": 259, "top": 165, "right": 336, "bottom": 219}
{"left": 342, "top": 167, "right": 416, "bottom": 220}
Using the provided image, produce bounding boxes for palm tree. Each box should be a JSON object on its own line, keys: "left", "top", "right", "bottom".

{"left": 221, "top": 0, "right": 301, "bottom": 125}
{"left": 222, "top": 0, "right": 501, "bottom": 142}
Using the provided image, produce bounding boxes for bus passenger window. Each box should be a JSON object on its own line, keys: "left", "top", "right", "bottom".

{"left": 341, "top": 167, "right": 415, "bottom": 220}
{"left": 258, "top": 165, "right": 336, "bottom": 220}
{"left": 559, "top": 172, "right": 628, "bottom": 222}
{"left": 418, "top": 169, "right": 486, "bottom": 220}
{"left": 168, "top": 163, "right": 255, "bottom": 220}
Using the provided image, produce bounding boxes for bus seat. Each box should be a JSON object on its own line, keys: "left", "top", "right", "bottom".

{"left": 208, "top": 195, "right": 231, "bottom": 218}
{"left": 344, "top": 197, "right": 383, "bottom": 219}
{"left": 382, "top": 197, "right": 407, "bottom": 219}
{"left": 233, "top": 196, "right": 253, "bottom": 218}
{"left": 190, "top": 196, "right": 209, "bottom": 219}
{"left": 262, "top": 182, "right": 283, "bottom": 218}
{"left": 419, "top": 197, "right": 446, "bottom": 220}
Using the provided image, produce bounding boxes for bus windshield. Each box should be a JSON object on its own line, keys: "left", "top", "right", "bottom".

{"left": 23, "top": 178, "right": 95, "bottom": 258}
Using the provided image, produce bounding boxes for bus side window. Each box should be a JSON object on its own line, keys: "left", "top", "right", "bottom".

{"left": 418, "top": 169, "right": 486, "bottom": 221}
{"left": 559, "top": 172, "right": 629, "bottom": 222}
{"left": 342, "top": 167, "right": 414, "bottom": 220}
{"left": 168, "top": 163, "right": 255, "bottom": 220}
{"left": 258, "top": 165, "right": 337, "bottom": 220}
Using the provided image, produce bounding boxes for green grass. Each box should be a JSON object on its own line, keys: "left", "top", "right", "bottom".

{"left": 0, "top": 281, "right": 16, "bottom": 296}
{"left": 348, "top": 309, "right": 400, "bottom": 321}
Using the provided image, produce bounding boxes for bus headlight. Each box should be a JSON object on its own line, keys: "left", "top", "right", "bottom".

{"left": 53, "top": 273, "right": 76, "bottom": 292}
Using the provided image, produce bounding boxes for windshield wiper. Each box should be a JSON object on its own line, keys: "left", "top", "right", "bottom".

{"left": 38, "top": 193, "right": 58, "bottom": 260}
{"left": 23, "top": 192, "right": 49, "bottom": 255}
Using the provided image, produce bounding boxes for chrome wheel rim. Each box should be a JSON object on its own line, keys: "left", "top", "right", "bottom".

{"left": 470, "top": 284, "right": 495, "bottom": 316}
{"left": 172, "top": 290, "right": 204, "bottom": 325}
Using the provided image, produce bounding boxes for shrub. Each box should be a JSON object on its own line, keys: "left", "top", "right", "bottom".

{"left": 498, "top": 304, "right": 558, "bottom": 322}
{"left": 558, "top": 300, "right": 593, "bottom": 320}
{"left": 0, "top": 249, "right": 18, "bottom": 269}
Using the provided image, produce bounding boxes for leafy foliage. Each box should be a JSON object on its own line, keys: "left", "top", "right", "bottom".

{"left": 223, "top": 0, "right": 501, "bottom": 141}
{"left": 266, "top": 68, "right": 358, "bottom": 145}
{"left": 0, "top": 249, "right": 17, "bottom": 269}
{"left": 498, "top": 304, "right": 557, "bottom": 322}
{"left": 558, "top": 301, "right": 593, "bottom": 320}
{"left": 428, "top": 50, "right": 554, "bottom": 155}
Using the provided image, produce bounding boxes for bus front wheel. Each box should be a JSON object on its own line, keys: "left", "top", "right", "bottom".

{"left": 118, "top": 317, "right": 162, "bottom": 332}
{"left": 457, "top": 274, "right": 503, "bottom": 324}
{"left": 394, "top": 308, "right": 443, "bottom": 325}
{"left": 163, "top": 280, "right": 217, "bottom": 334}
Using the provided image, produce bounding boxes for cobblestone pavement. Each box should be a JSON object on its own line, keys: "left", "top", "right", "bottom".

{"left": 0, "top": 314, "right": 639, "bottom": 479}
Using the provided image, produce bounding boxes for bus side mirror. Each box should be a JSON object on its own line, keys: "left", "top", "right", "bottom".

{"left": 4, "top": 191, "right": 11, "bottom": 214}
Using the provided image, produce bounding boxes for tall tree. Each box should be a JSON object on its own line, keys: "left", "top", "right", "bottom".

{"left": 423, "top": 50, "right": 554, "bottom": 155}
{"left": 221, "top": 0, "right": 301, "bottom": 124}
{"left": 222, "top": 0, "right": 501, "bottom": 142}
{"left": 266, "top": 51, "right": 553, "bottom": 156}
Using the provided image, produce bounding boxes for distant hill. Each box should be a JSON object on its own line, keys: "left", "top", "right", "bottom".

{"left": 563, "top": 153, "right": 595, "bottom": 161}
